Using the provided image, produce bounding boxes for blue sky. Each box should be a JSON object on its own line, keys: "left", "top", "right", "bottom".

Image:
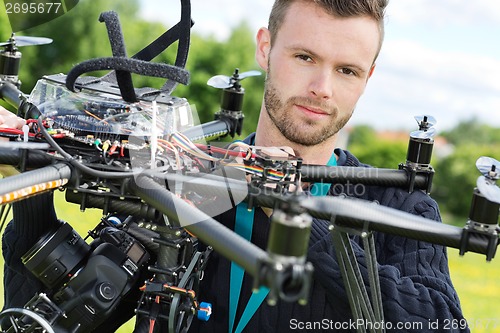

{"left": 140, "top": 0, "right": 500, "bottom": 131}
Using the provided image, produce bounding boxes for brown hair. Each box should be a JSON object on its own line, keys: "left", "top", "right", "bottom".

{"left": 268, "top": 0, "right": 389, "bottom": 61}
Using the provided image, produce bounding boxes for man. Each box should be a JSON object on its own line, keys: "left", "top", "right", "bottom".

{"left": 1, "top": 1, "right": 467, "bottom": 332}
{"left": 191, "top": 0, "right": 467, "bottom": 332}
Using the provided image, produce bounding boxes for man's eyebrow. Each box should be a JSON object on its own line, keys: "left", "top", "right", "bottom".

{"left": 285, "top": 45, "right": 369, "bottom": 73}
{"left": 339, "top": 63, "right": 368, "bottom": 74}
{"left": 286, "top": 45, "right": 320, "bottom": 58}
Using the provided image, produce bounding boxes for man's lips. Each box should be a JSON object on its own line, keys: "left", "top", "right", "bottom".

{"left": 295, "top": 104, "right": 329, "bottom": 117}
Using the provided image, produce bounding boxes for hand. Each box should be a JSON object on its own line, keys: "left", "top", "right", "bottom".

{"left": 247, "top": 146, "right": 300, "bottom": 217}
{"left": 0, "top": 106, "right": 25, "bottom": 130}
{"left": 0, "top": 106, "right": 25, "bottom": 177}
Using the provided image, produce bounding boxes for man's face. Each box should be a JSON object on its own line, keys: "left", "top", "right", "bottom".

{"left": 257, "top": 2, "right": 380, "bottom": 146}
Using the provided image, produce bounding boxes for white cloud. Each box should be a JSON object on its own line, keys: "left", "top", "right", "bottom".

{"left": 140, "top": 0, "right": 272, "bottom": 40}
{"left": 388, "top": 0, "right": 500, "bottom": 27}
{"left": 355, "top": 39, "right": 500, "bottom": 130}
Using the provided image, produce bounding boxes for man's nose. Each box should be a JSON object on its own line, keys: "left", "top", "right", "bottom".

{"left": 308, "top": 70, "right": 334, "bottom": 99}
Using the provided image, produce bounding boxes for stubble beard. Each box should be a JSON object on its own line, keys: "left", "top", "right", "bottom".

{"left": 263, "top": 71, "right": 353, "bottom": 147}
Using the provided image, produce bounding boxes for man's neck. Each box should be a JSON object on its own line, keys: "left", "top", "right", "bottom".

{"left": 254, "top": 110, "right": 338, "bottom": 165}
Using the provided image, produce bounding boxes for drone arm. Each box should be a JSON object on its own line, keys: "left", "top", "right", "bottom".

{"left": 307, "top": 217, "right": 467, "bottom": 330}
{"left": 180, "top": 119, "right": 232, "bottom": 142}
{"left": 0, "top": 147, "right": 54, "bottom": 169}
{"left": 0, "top": 163, "right": 71, "bottom": 205}
{"left": 302, "top": 195, "right": 497, "bottom": 257}
{"left": 301, "top": 165, "right": 430, "bottom": 190}
{"left": 130, "top": 175, "right": 266, "bottom": 278}
{"left": 130, "top": 175, "right": 312, "bottom": 303}
{"left": 0, "top": 81, "right": 23, "bottom": 109}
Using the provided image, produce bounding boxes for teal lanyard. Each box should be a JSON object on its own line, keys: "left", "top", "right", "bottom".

{"left": 230, "top": 202, "right": 268, "bottom": 333}
{"left": 229, "top": 151, "right": 337, "bottom": 333}
{"left": 310, "top": 152, "right": 338, "bottom": 196}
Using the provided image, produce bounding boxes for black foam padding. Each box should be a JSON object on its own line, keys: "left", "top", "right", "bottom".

{"left": 99, "top": 11, "right": 127, "bottom": 58}
{"left": 65, "top": 57, "right": 190, "bottom": 92}
{"left": 98, "top": 11, "right": 137, "bottom": 102}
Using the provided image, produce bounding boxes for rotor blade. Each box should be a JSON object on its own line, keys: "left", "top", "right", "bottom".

{"left": 477, "top": 176, "right": 500, "bottom": 204}
{"left": 207, "top": 75, "right": 232, "bottom": 89}
{"left": 414, "top": 115, "right": 436, "bottom": 128}
{"left": 238, "top": 70, "right": 262, "bottom": 80}
{"left": 10, "top": 36, "right": 52, "bottom": 47}
{"left": 410, "top": 127, "right": 436, "bottom": 139}
{"left": 476, "top": 156, "right": 500, "bottom": 180}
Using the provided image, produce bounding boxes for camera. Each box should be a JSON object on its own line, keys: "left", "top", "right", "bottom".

{"left": 16, "top": 220, "right": 150, "bottom": 332}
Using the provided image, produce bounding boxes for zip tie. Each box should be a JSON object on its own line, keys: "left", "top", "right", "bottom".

{"left": 22, "top": 124, "right": 29, "bottom": 143}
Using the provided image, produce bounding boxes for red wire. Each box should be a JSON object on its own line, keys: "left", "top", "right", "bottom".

{"left": 148, "top": 295, "right": 161, "bottom": 333}
{"left": 0, "top": 128, "right": 36, "bottom": 137}
{"left": 194, "top": 143, "right": 253, "bottom": 158}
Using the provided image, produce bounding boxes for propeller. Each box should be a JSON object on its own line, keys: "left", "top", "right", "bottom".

{"left": 207, "top": 68, "right": 261, "bottom": 90}
{"left": 410, "top": 115, "right": 436, "bottom": 139}
{"left": 475, "top": 156, "right": 500, "bottom": 204}
{"left": 0, "top": 34, "right": 53, "bottom": 49}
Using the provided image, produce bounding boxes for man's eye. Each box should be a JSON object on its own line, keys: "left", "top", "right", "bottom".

{"left": 296, "top": 54, "right": 313, "bottom": 62}
{"left": 338, "top": 68, "right": 356, "bottom": 76}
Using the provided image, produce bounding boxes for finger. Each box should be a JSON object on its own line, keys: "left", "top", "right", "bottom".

{"left": 14, "top": 117, "right": 26, "bottom": 129}
{"left": 0, "top": 114, "right": 26, "bottom": 129}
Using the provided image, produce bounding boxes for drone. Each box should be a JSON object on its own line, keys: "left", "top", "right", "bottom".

{"left": 0, "top": 1, "right": 498, "bottom": 333}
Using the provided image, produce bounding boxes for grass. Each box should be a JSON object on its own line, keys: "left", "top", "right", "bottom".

{"left": 0, "top": 191, "right": 499, "bottom": 332}
{"left": 440, "top": 213, "right": 500, "bottom": 332}
{"left": 448, "top": 250, "right": 500, "bottom": 332}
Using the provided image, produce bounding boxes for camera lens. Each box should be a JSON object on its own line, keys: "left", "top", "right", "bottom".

{"left": 22, "top": 222, "right": 91, "bottom": 289}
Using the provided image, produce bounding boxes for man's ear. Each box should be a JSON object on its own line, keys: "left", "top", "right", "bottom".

{"left": 368, "top": 63, "right": 376, "bottom": 80}
{"left": 255, "top": 27, "right": 271, "bottom": 71}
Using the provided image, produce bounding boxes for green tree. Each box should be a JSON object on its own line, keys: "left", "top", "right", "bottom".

{"left": 348, "top": 125, "right": 377, "bottom": 146}
{"left": 172, "top": 21, "right": 264, "bottom": 139}
{"left": 432, "top": 119, "right": 500, "bottom": 218}
{"left": 348, "top": 125, "right": 408, "bottom": 169}
{"left": 4, "top": 0, "right": 143, "bottom": 92}
{"left": 440, "top": 117, "right": 500, "bottom": 146}
{"left": 433, "top": 143, "right": 500, "bottom": 218}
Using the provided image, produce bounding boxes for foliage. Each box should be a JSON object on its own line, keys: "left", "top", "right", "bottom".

{"left": 347, "top": 124, "right": 376, "bottom": 147}
{"left": 1, "top": 0, "right": 143, "bottom": 92}
{"left": 438, "top": 134, "right": 500, "bottom": 223}
{"left": 432, "top": 143, "right": 500, "bottom": 218}
{"left": 347, "top": 125, "right": 408, "bottom": 169}
{"left": 348, "top": 122, "right": 500, "bottom": 220}
{"left": 441, "top": 118, "right": 500, "bottom": 145}
{"left": 172, "top": 21, "right": 264, "bottom": 138}
{"left": 440, "top": 117, "right": 500, "bottom": 145}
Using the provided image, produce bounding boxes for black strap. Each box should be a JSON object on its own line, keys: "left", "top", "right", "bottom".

{"left": 98, "top": 11, "right": 137, "bottom": 102}
{"left": 65, "top": 57, "right": 189, "bottom": 92}
{"left": 65, "top": 0, "right": 193, "bottom": 98}
{"left": 161, "top": 0, "right": 192, "bottom": 94}
{"left": 103, "top": 0, "right": 193, "bottom": 94}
